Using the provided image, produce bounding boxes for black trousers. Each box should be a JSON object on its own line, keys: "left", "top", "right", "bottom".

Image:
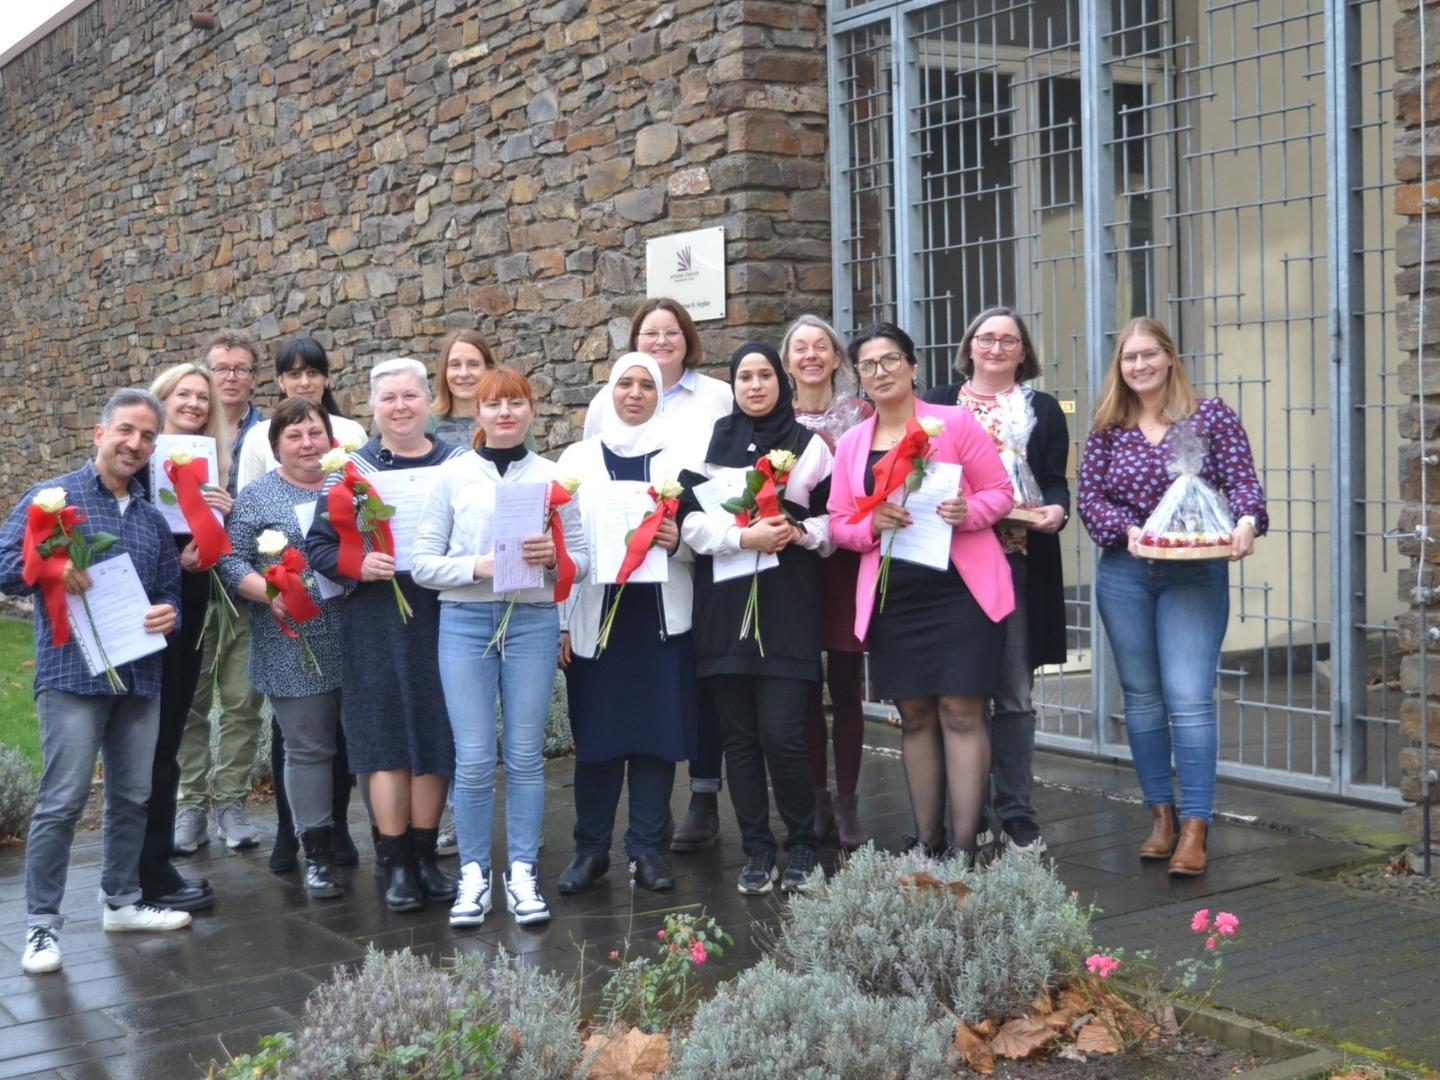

{"left": 710, "top": 674, "right": 817, "bottom": 856}
{"left": 572, "top": 755, "right": 676, "bottom": 858}
{"left": 139, "top": 569, "right": 210, "bottom": 899}
{"left": 686, "top": 692, "right": 723, "bottom": 789}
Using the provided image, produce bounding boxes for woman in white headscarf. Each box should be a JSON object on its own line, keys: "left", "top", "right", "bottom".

{"left": 555, "top": 353, "right": 700, "bottom": 895}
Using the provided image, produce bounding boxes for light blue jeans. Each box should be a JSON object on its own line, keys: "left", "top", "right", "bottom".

{"left": 437, "top": 601, "right": 558, "bottom": 871}
{"left": 28, "top": 690, "right": 159, "bottom": 928}
{"left": 1095, "top": 549, "right": 1229, "bottom": 824}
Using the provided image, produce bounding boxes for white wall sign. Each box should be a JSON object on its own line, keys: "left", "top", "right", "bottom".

{"left": 645, "top": 226, "right": 726, "bottom": 322}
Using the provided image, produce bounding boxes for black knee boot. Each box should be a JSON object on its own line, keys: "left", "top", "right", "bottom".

{"left": 300, "top": 827, "right": 345, "bottom": 899}
{"left": 375, "top": 832, "right": 424, "bottom": 912}
{"left": 410, "top": 827, "right": 457, "bottom": 902}
{"left": 269, "top": 721, "right": 299, "bottom": 874}
{"left": 331, "top": 730, "right": 357, "bottom": 866}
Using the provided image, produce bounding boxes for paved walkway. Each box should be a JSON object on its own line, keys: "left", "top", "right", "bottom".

{"left": 0, "top": 726, "right": 1431, "bottom": 1077}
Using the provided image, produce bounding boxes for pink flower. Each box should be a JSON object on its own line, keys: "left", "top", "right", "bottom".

{"left": 609, "top": 950, "right": 620, "bottom": 960}
{"left": 657, "top": 929, "right": 666, "bottom": 939}
{"left": 1213, "top": 912, "right": 1239, "bottom": 937}
{"left": 1190, "top": 909, "right": 1211, "bottom": 933}
{"left": 1206, "top": 937, "right": 1218, "bottom": 951}
{"left": 1085, "top": 953, "right": 1119, "bottom": 978}
{"left": 690, "top": 941, "right": 708, "bottom": 965}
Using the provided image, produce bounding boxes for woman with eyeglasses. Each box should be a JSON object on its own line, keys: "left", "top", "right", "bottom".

{"left": 924, "top": 307, "right": 1070, "bottom": 857}
{"left": 1077, "top": 317, "right": 1265, "bottom": 878}
{"left": 828, "top": 322, "right": 1015, "bottom": 864}
{"left": 585, "top": 298, "right": 733, "bottom": 855}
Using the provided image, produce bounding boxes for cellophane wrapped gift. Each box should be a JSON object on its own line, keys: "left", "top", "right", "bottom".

{"left": 1000, "top": 395, "right": 1046, "bottom": 524}
{"left": 1135, "top": 424, "right": 1234, "bottom": 559}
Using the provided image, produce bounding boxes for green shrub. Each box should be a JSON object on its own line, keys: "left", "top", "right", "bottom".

{"left": 775, "top": 845, "right": 1091, "bottom": 1021}
{"left": 449, "top": 949, "right": 582, "bottom": 1079}
{"left": 0, "top": 744, "right": 38, "bottom": 839}
{"left": 671, "top": 959, "right": 953, "bottom": 1079}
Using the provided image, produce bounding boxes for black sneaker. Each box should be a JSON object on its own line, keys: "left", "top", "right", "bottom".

{"left": 736, "top": 850, "right": 778, "bottom": 895}
{"left": 1004, "top": 816, "right": 1045, "bottom": 853}
{"left": 780, "top": 845, "right": 820, "bottom": 894}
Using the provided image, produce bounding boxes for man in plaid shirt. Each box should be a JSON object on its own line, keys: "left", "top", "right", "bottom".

{"left": 0, "top": 389, "right": 189, "bottom": 975}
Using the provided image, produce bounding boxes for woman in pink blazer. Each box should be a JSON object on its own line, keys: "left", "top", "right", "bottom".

{"left": 828, "top": 322, "right": 1015, "bottom": 862}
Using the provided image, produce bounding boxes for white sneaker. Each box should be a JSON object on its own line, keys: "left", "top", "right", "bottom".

{"left": 450, "top": 862, "right": 492, "bottom": 928}
{"left": 22, "top": 927, "right": 62, "bottom": 974}
{"left": 503, "top": 860, "right": 550, "bottom": 925}
{"left": 436, "top": 823, "right": 459, "bottom": 857}
{"left": 103, "top": 902, "right": 192, "bottom": 932}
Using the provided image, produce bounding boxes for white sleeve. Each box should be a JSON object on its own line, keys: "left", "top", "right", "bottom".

{"left": 788, "top": 438, "right": 835, "bottom": 556}
{"left": 680, "top": 510, "right": 745, "bottom": 558}
{"left": 235, "top": 425, "right": 269, "bottom": 492}
{"left": 408, "top": 474, "right": 478, "bottom": 590}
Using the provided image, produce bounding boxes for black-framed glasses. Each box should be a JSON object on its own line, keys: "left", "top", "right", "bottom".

{"left": 855, "top": 352, "right": 909, "bottom": 378}
{"left": 974, "top": 334, "right": 1021, "bottom": 352}
{"left": 210, "top": 365, "right": 254, "bottom": 378}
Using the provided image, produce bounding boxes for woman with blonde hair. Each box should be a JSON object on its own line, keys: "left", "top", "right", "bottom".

{"left": 1078, "top": 316, "right": 1267, "bottom": 878}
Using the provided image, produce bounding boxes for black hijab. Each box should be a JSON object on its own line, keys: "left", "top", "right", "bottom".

{"left": 705, "top": 341, "right": 815, "bottom": 468}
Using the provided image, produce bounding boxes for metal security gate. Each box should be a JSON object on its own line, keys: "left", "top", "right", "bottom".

{"left": 829, "top": 0, "right": 1406, "bottom": 803}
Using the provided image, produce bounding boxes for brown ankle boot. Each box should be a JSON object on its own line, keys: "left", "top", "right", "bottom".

{"left": 813, "top": 789, "right": 836, "bottom": 843}
{"left": 833, "top": 792, "right": 870, "bottom": 851}
{"left": 1168, "top": 819, "right": 1208, "bottom": 877}
{"left": 1138, "top": 805, "right": 1178, "bottom": 860}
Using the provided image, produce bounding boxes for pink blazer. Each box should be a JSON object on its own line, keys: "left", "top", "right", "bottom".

{"left": 828, "top": 399, "right": 1016, "bottom": 642}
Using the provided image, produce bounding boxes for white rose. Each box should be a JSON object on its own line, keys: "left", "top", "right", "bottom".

{"left": 766, "top": 449, "right": 798, "bottom": 474}
{"left": 168, "top": 450, "right": 195, "bottom": 466}
{"left": 654, "top": 478, "right": 684, "bottom": 501}
{"left": 559, "top": 476, "right": 582, "bottom": 494}
{"left": 319, "top": 448, "right": 349, "bottom": 473}
{"left": 341, "top": 440, "right": 362, "bottom": 454}
{"left": 919, "top": 416, "right": 945, "bottom": 438}
{"left": 255, "top": 529, "right": 289, "bottom": 557}
{"left": 33, "top": 487, "right": 68, "bottom": 514}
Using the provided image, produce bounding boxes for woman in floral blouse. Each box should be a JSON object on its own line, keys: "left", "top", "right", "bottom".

{"left": 1077, "top": 317, "right": 1267, "bottom": 878}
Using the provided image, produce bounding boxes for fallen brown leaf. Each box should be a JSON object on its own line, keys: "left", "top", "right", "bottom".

{"left": 898, "top": 871, "right": 972, "bottom": 903}
{"left": 1042, "top": 1007, "right": 1075, "bottom": 1032}
{"left": 584, "top": 1026, "right": 671, "bottom": 1079}
{"left": 972, "top": 1017, "right": 999, "bottom": 1039}
{"left": 991, "top": 1016, "right": 1056, "bottom": 1060}
{"left": 951, "top": 1019, "right": 995, "bottom": 1075}
{"left": 1076, "top": 1023, "right": 1122, "bottom": 1054}
{"left": 1030, "top": 990, "right": 1054, "bottom": 1015}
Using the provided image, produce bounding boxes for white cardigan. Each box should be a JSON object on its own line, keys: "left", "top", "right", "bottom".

{"left": 555, "top": 437, "right": 699, "bottom": 659}
{"left": 235, "top": 414, "right": 370, "bottom": 491}
{"left": 410, "top": 451, "right": 588, "bottom": 606}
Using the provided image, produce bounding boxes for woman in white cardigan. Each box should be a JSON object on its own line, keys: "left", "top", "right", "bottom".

{"left": 411, "top": 365, "right": 587, "bottom": 930}
{"left": 556, "top": 353, "right": 702, "bottom": 896}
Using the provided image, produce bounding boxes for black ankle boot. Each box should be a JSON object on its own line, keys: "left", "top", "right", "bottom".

{"left": 269, "top": 723, "right": 298, "bottom": 874}
{"left": 300, "top": 827, "right": 345, "bottom": 899}
{"left": 375, "top": 833, "right": 424, "bottom": 912}
{"left": 410, "top": 827, "right": 457, "bottom": 902}
{"left": 670, "top": 792, "right": 720, "bottom": 853}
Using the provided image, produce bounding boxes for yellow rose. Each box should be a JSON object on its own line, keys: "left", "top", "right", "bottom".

{"left": 766, "top": 449, "right": 798, "bottom": 475}
{"left": 168, "top": 450, "right": 195, "bottom": 466}
{"left": 653, "top": 478, "right": 684, "bottom": 501}
{"left": 919, "top": 416, "right": 945, "bottom": 438}
{"left": 318, "top": 448, "right": 350, "bottom": 473}
{"left": 559, "top": 476, "right": 582, "bottom": 494}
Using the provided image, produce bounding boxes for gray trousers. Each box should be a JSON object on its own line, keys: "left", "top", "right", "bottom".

{"left": 989, "top": 553, "right": 1038, "bottom": 824}
{"left": 27, "top": 689, "right": 159, "bottom": 928}
{"left": 269, "top": 691, "right": 342, "bottom": 834}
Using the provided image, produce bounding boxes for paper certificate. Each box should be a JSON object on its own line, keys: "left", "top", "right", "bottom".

{"left": 366, "top": 466, "right": 444, "bottom": 573}
{"left": 492, "top": 482, "right": 546, "bottom": 594}
{"left": 882, "top": 461, "right": 963, "bottom": 571}
{"left": 691, "top": 469, "right": 780, "bottom": 584}
{"left": 292, "top": 501, "right": 346, "bottom": 599}
{"left": 589, "top": 481, "right": 668, "bottom": 586}
{"left": 65, "top": 553, "right": 168, "bottom": 676}
{"left": 151, "top": 435, "right": 223, "bottom": 535}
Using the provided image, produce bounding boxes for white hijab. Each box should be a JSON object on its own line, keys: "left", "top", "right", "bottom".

{"left": 598, "top": 352, "right": 669, "bottom": 458}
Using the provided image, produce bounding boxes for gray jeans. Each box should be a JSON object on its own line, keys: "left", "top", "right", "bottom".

{"left": 27, "top": 689, "right": 160, "bottom": 929}
{"left": 989, "top": 553, "right": 1037, "bottom": 824}
{"left": 270, "top": 692, "right": 342, "bottom": 834}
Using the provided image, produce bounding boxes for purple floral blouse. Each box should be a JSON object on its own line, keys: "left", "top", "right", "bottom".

{"left": 1077, "top": 397, "right": 1268, "bottom": 549}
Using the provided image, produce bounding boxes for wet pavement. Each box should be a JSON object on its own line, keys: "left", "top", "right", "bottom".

{"left": 0, "top": 723, "right": 1432, "bottom": 1077}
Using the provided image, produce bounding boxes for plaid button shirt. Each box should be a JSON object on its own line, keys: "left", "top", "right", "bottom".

{"left": 0, "top": 460, "right": 182, "bottom": 698}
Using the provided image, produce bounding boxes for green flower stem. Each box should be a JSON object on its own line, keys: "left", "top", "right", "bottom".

{"left": 738, "top": 558, "right": 764, "bottom": 658}
{"left": 595, "top": 583, "right": 626, "bottom": 656}
{"left": 79, "top": 591, "right": 125, "bottom": 693}
{"left": 484, "top": 597, "right": 516, "bottom": 658}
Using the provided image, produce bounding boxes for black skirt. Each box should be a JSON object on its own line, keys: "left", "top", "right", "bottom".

{"left": 866, "top": 558, "right": 1005, "bottom": 700}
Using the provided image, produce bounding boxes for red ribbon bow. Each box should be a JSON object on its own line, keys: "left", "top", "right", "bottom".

{"left": 847, "top": 418, "right": 933, "bottom": 524}
{"left": 617, "top": 486, "right": 680, "bottom": 586}
{"left": 21, "top": 504, "right": 78, "bottom": 646}
{"left": 547, "top": 481, "right": 577, "bottom": 602}
{"left": 163, "top": 458, "right": 232, "bottom": 570}
{"left": 263, "top": 546, "right": 322, "bottom": 634}
{"left": 326, "top": 462, "right": 396, "bottom": 580}
{"left": 731, "top": 456, "right": 787, "bottom": 528}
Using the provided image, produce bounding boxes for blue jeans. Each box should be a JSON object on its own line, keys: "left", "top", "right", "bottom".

{"left": 27, "top": 689, "right": 160, "bottom": 928}
{"left": 1094, "top": 549, "right": 1229, "bottom": 824}
{"left": 437, "top": 601, "right": 558, "bottom": 871}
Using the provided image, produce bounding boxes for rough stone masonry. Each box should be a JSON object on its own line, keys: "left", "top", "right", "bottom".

{"left": 0, "top": 0, "right": 832, "bottom": 493}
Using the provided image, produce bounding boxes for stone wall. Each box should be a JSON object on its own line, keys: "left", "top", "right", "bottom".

{"left": 1395, "top": 0, "right": 1440, "bottom": 857}
{"left": 0, "top": 0, "right": 831, "bottom": 495}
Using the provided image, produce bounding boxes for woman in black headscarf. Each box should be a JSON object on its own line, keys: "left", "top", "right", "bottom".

{"left": 678, "top": 342, "right": 835, "bottom": 897}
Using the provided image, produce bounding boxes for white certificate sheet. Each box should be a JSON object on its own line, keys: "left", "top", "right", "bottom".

{"left": 882, "top": 460, "right": 963, "bottom": 571}
{"left": 492, "top": 482, "right": 546, "bottom": 593}
{"left": 292, "top": 500, "right": 346, "bottom": 599}
{"left": 589, "top": 480, "right": 669, "bottom": 586}
{"left": 692, "top": 469, "right": 780, "bottom": 584}
{"left": 65, "top": 553, "right": 167, "bottom": 675}
{"left": 367, "top": 466, "right": 444, "bottom": 573}
{"left": 150, "top": 435, "right": 223, "bottom": 535}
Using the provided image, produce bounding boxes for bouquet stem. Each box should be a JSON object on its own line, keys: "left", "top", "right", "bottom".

{"left": 485, "top": 597, "right": 517, "bottom": 658}
{"left": 209, "top": 569, "right": 239, "bottom": 647}
{"left": 80, "top": 591, "right": 126, "bottom": 693}
{"left": 596, "top": 584, "right": 626, "bottom": 657}
{"left": 737, "top": 559, "right": 765, "bottom": 658}
{"left": 875, "top": 487, "right": 913, "bottom": 614}
{"left": 372, "top": 532, "right": 413, "bottom": 623}
{"left": 291, "top": 618, "right": 322, "bottom": 676}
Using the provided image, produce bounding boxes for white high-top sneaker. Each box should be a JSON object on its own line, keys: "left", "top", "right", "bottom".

{"left": 503, "top": 860, "right": 550, "bottom": 925}
{"left": 450, "top": 862, "right": 492, "bottom": 928}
